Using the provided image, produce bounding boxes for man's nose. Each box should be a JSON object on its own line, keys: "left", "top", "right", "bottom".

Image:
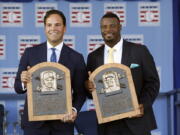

{"left": 50, "top": 25, "right": 56, "bottom": 30}
{"left": 105, "top": 26, "right": 111, "bottom": 32}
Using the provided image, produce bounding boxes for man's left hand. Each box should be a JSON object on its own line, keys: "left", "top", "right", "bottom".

{"left": 62, "top": 109, "right": 77, "bottom": 123}
{"left": 128, "top": 104, "right": 144, "bottom": 118}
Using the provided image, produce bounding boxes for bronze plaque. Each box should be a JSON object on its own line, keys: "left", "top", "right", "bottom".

{"left": 89, "top": 64, "right": 140, "bottom": 124}
{"left": 27, "top": 62, "right": 72, "bottom": 121}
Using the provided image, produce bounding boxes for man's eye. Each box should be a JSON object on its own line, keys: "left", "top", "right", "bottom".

{"left": 101, "top": 26, "right": 106, "bottom": 29}
{"left": 110, "top": 24, "right": 116, "bottom": 28}
{"left": 47, "top": 24, "right": 51, "bottom": 27}
{"left": 56, "top": 24, "right": 61, "bottom": 26}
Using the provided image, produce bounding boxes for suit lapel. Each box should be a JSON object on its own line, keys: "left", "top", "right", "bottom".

{"left": 58, "top": 44, "right": 68, "bottom": 65}
{"left": 121, "top": 40, "right": 131, "bottom": 66}
{"left": 39, "top": 42, "right": 47, "bottom": 62}
{"left": 97, "top": 45, "right": 104, "bottom": 66}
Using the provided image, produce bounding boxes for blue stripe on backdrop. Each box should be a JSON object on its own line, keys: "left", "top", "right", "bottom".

{"left": 173, "top": 0, "right": 180, "bottom": 134}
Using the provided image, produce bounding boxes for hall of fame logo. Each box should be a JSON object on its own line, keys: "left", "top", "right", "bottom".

{"left": 87, "top": 35, "right": 104, "bottom": 54}
{"left": 104, "top": 3, "right": 126, "bottom": 26}
{"left": 35, "top": 3, "right": 57, "bottom": 27}
{"left": 0, "top": 68, "right": 17, "bottom": 93}
{"left": 123, "top": 34, "right": 144, "bottom": 45}
{"left": 0, "top": 3, "right": 23, "bottom": 27}
{"left": 63, "top": 35, "right": 75, "bottom": 49}
{"left": 70, "top": 3, "right": 92, "bottom": 27}
{"left": 0, "top": 35, "right": 6, "bottom": 60}
{"left": 138, "top": 2, "right": 160, "bottom": 26}
{"left": 18, "top": 35, "right": 40, "bottom": 59}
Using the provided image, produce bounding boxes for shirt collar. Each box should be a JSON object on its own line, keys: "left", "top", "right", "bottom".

{"left": 47, "top": 41, "right": 63, "bottom": 52}
{"left": 105, "top": 38, "right": 123, "bottom": 52}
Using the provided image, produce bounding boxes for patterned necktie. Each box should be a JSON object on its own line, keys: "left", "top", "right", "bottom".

{"left": 108, "top": 48, "right": 115, "bottom": 63}
{"left": 50, "top": 48, "right": 57, "bottom": 62}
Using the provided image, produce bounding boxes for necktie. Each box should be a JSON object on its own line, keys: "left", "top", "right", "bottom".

{"left": 50, "top": 48, "right": 57, "bottom": 62}
{"left": 108, "top": 48, "right": 115, "bottom": 63}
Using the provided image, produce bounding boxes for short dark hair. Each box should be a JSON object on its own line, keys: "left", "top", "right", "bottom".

{"left": 101, "top": 12, "right": 120, "bottom": 22}
{"left": 44, "top": 9, "right": 66, "bottom": 26}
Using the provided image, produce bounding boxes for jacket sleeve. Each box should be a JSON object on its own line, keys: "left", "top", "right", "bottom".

{"left": 138, "top": 46, "right": 160, "bottom": 109}
{"left": 14, "top": 48, "right": 29, "bottom": 94}
{"left": 71, "top": 54, "right": 88, "bottom": 112}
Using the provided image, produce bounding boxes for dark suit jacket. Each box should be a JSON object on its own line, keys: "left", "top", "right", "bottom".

{"left": 87, "top": 40, "right": 160, "bottom": 135}
{"left": 14, "top": 42, "right": 87, "bottom": 130}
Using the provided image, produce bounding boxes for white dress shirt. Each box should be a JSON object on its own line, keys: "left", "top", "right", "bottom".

{"left": 47, "top": 41, "right": 63, "bottom": 62}
{"left": 104, "top": 38, "right": 123, "bottom": 64}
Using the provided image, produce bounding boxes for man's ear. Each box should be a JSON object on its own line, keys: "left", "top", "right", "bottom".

{"left": 64, "top": 26, "right": 67, "bottom": 33}
{"left": 119, "top": 24, "right": 122, "bottom": 31}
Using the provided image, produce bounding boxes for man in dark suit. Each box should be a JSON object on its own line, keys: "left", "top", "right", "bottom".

{"left": 86, "top": 12, "right": 160, "bottom": 135}
{"left": 14, "top": 9, "right": 87, "bottom": 135}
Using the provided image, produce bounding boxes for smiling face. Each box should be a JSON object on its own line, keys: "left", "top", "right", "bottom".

{"left": 100, "top": 17, "right": 121, "bottom": 48}
{"left": 45, "top": 14, "right": 66, "bottom": 47}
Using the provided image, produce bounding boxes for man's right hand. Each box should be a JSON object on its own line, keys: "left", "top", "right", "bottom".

{"left": 20, "top": 66, "right": 31, "bottom": 87}
{"left": 85, "top": 71, "right": 96, "bottom": 93}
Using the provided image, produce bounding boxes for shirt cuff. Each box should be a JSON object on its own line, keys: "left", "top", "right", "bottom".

{"left": 21, "top": 83, "right": 27, "bottom": 91}
{"left": 72, "top": 107, "right": 77, "bottom": 113}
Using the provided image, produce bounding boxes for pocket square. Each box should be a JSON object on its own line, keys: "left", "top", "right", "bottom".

{"left": 130, "top": 63, "right": 140, "bottom": 69}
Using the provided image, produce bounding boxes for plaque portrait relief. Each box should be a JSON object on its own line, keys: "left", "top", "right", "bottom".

{"left": 27, "top": 62, "right": 72, "bottom": 121}
{"left": 102, "top": 71, "right": 121, "bottom": 94}
{"left": 37, "top": 70, "right": 64, "bottom": 92}
{"left": 39, "top": 70, "right": 57, "bottom": 92}
{"left": 89, "top": 63, "right": 141, "bottom": 124}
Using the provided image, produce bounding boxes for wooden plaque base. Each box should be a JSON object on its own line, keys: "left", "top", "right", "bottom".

{"left": 27, "top": 62, "right": 72, "bottom": 121}
{"left": 89, "top": 63, "right": 141, "bottom": 124}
